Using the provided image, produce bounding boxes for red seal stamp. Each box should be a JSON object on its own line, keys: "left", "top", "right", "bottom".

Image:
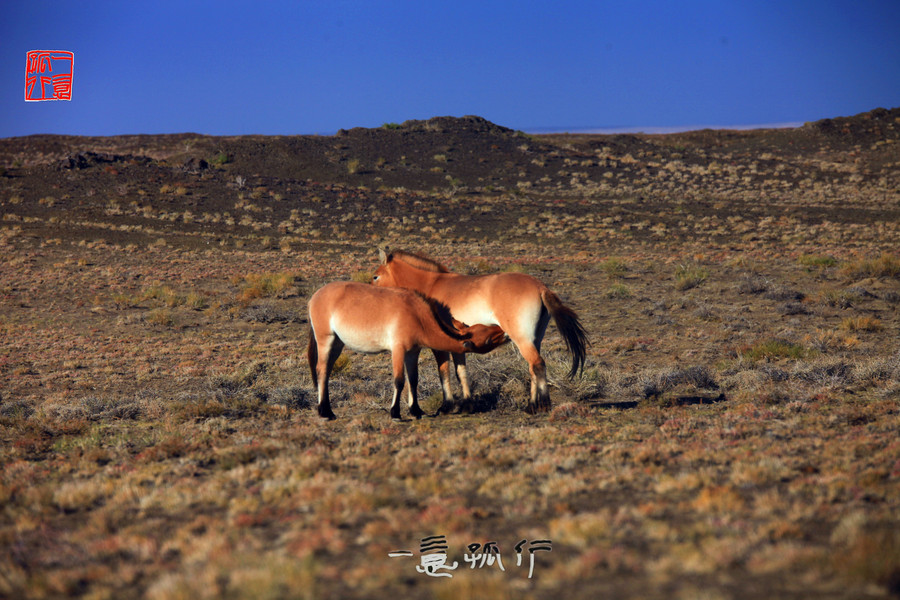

{"left": 26, "top": 50, "right": 74, "bottom": 101}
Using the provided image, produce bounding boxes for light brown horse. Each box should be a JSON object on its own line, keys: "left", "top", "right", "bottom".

{"left": 307, "top": 281, "right": 508, "bottom": 420}
{"left": 373, "top": 249, "right": 588, "bottom": 413}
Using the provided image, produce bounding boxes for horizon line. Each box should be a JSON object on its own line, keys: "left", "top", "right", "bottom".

{"left": 525, "top": 121, "right": 805, "bottom": 135}
{"left": 2, "top": 121, "right": 808, "bottom": 140}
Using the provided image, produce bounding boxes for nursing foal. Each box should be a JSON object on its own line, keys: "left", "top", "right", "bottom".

{"left": 307, "top": 281, "right": 508, "bottom": 420}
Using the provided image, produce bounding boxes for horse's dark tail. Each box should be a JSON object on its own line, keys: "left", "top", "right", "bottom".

{"left": 307, "top": 326, "right": 318, "bottom": 387}
{"left": 541, "top": 289, "right": 589, "bottom": 379}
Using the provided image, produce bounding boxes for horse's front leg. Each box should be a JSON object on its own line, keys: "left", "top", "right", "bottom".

{"left": 389, "top": 349, "right": 406, "bottom": 420}
{"left": 404, "top": 348, "right": 424, "bottom": 419}
{"left": 431, "top": 350, "right": 458, "bottom": 415}
{"left": 451, "top": 352, "right": 474, "bottom": 412}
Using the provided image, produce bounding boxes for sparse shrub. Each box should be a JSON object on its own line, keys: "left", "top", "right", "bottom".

{"left": 778, "top": 302, "right": 810, "bottom": 316}
{"left": 351, "top": 270, "right": 373, "bottom": 283}
{"left": 796, "top": 361, "right": 855, "bottom": 387}
{"left": 853, "top": 352, "right": 900, "bottom": 385}
{"left": 234, "top": 271, "right": 300, "bottom": 306}
{"left": 759, "top": 365, "right": 791, "bottom": 382}
{"left": 141, "top": 285, "right": 187, "bottom": 308}
{"left": 111, "top": 292, "right": 139, "bottom": 309}
{"left": 177, "top": 396, "right": 226, "bottom": 420}
{"left": 799, "top": 254, "right": 837, "bottom": 270}
{"left": 606, "top": 283, "right": 632, "bottom": 299}
{"left": 45, "top": 396, "right": 141, "bottom": 421}
{"left": 805, "top": 328, "right": 861, "bottom": 352}
{"left": 198, "top": 363, "right": 272, "bottom": 418}
{"left": 675, "top": 263, "right": 709, "bottom": 290}
{"left": 347, "top": 158, "right": 361, "bottom": 174}
{"left": 185, "top": 292, "right": 208, "bottom": 310}
{"left": 600, "top": 258, "right": 628, "bottom": 279}
{"left": 146, "top": 308, "right": 176, "bottom": 327}
{"left": 640, "top": 365, "right": 719, "bottom": 399}
{"left": 840, "top": 316, "right": 883, "bottom": 332}
{"left": 551, "top": 364, "right": 608, "bottom": 401}
{"left": 841, "top": 253, "right": 900, "bottom": 279}
{"left": 822, "top": 289, "right": 859, "bottom": 309}
{"left": 693, "top": 302, "right": 717, "bottom": 320}
{"left": 764, "top": 285, "right": 805, "bottom": 301}
{"left": 0, "top": 399, "right": 35, "bottom": 422}
{"left": 445, "top": 176, "right": 463, "bottom": 192}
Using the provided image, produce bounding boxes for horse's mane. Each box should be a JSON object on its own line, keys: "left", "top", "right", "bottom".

{"left": 391, "top": 249, "right": 451, "bottom": 273}
{"left": 411, "top": 290, "right": 469, "bottom": 341}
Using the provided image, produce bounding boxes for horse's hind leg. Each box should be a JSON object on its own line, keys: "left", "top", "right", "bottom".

{"left": 431, "top": 350, "right": 458, "bottom": 415}
{"left": 518, "top": 342, "right": 549, "bottom": 413}
{"left": 500, "top": 303, "right": 551, "bottom": 413}
{"left": 315, "top": 336, "right": 343, "bottom": 420}
{"left": 511, "top": 310, "right": 551, "bottom": 413}
{"left": 404, "top": 349, "right": 424, "bottom": 419}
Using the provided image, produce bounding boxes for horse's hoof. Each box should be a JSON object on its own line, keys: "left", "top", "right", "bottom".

{"left": 434, "top": 402, "right": 456, "bottom": 415}
{"left": 524, "top": 403, "right": 551, "bottom": 415}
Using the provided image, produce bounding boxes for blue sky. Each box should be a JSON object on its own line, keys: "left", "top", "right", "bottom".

{"left": 2, "top": 0, "right": 898, "bottom": 137}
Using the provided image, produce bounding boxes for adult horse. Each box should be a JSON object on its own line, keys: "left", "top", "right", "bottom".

{"left": 373, "top": 249, "right": 588, "bottom": 413}
{"left": 307, "top": 281, "right": 508, "bottom": 420}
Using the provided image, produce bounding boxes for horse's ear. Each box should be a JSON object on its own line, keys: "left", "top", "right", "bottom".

{"left": 378, "top": 248, "right": 392, "bottom": 264}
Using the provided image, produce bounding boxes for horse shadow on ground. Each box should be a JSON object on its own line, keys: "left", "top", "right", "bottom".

{"left": 589, "top": 392, "right": 727, "bottom": 411}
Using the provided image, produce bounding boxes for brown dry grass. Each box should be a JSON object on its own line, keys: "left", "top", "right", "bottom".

{"left": 1, "top": 117, "right": 900, "bottom": 599}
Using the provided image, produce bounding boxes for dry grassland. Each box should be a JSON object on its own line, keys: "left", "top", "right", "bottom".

{"left": 2, "top": 112, "right": 899, "bottom": 599}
